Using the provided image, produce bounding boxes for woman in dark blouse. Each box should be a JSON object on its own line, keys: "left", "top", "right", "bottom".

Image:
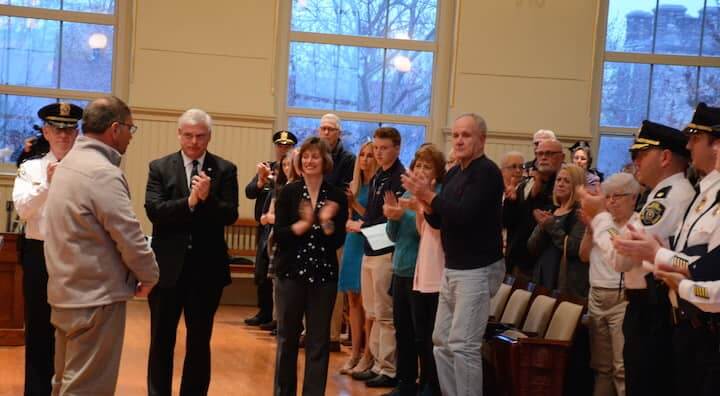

{"left": 273, "top": 137, "right": 348, "bottom": 396}
{"left": 528, "top": 163, "right": 589, "bottom": 299}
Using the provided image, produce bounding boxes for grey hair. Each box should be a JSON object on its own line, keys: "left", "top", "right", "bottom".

{"left": 178, "top": 108, "right": 212, "bottom": 132}
{"left": 601, "top": 172, "right": 642, "bottom": 196}
{"left": 320, "top": 113, "right": 342, "bottom": 131}
{"left": 534, "top": 129, "right": 557, "bottom": 141}
{"left": 456, "top": 113, "right": 488, "bottom": 135}
{"left": 500, "top": 150, "right": 524, "bottom": 165}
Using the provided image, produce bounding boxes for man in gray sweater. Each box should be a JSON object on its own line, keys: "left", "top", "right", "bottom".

{"left": 44, "top": 96, "right": 159, "bottom": 395}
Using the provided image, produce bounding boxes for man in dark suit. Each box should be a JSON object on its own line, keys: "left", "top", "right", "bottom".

{"left": 144, "top": 108, "right": 239, "bottom": 396}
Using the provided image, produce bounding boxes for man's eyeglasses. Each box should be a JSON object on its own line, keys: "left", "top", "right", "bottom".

{"left": 535, "top": 151, "right": 562, "bottom": 158}
{"left": 118, "top": 122, "right": 138, "bottom": 134}
{"left": 318, "top": 126, "right": 339, "bottom": 133}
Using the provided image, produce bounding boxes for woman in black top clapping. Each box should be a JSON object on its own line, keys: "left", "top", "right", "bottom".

{"left": 272, "top": 137, "right": 348, "bottom": 396}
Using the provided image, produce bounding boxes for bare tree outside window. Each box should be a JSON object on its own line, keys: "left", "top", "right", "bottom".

{"left": 0, "top": 2, "right": 115, "bottom": 165}
{"left": 287, "top": 0, "right": 438, "bottom": 166}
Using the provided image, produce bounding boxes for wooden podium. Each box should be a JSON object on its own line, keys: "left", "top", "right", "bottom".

{"left": 0, "top": 233, "right": 24, "bottom": 346}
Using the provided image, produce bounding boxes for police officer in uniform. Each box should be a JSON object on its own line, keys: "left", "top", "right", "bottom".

{"left": 12, "top": 102, "right": 82, "bottom": 396}
{"left": 583, "top": 120, "right": 695, "bottom": 396}
{"left": 243, "top": 130, "right": 297, "bottom": 326}
{"left": 614, "top": 104, "right": 720, "bottom": 396}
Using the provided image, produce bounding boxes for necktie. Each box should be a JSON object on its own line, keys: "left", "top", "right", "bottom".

{"left": 190, "top": 160, "right": 199, "bottom": 187}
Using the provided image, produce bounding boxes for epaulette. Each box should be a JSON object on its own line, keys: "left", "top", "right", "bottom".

{"left": 654, "top": 185, "right": 672, "bottom": 199}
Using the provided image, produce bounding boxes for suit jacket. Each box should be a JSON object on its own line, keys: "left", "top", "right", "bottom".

{"left": 145, "top": 151, "right": 239, "bottom": 288}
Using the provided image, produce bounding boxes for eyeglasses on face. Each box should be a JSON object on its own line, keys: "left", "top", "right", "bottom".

{"left": 608, "top": 193, "right": 632, "bottom": 201}
{"left": 118, "top": 122, "right": 138, "bottom": 134}
{"left": 503, "top": 164, "right": 523, "bottom": 170}
{"left": 535, "top": 151, "right": 562, "bottom": 158}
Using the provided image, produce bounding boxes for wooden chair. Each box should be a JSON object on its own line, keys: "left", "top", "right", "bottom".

{"left": 224, "top": 218, "right": 258, "bottom": 278}
{"left": 501, "top": 294, "right": 557, "bottom": 339}
{"left": 490, "top": 282, "right": 513, "bottom": 321}
{"left": 491, "top": 301, "right": 585, "bottom": 396}
{"left": 498, "top": 289, "right": 532, "bottom": 328}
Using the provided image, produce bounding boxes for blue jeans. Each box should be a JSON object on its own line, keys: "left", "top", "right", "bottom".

{"left": 432, "top": 260, "right": 505, "bottom": 396}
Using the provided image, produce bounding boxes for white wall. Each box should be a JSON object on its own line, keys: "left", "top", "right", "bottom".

{"left": 448, "top": 0, "right": 600, "bottom": 161}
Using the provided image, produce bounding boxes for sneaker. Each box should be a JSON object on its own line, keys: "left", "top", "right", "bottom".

{"left": 339, "top": 356, "right": 361, "bottom": 375}
{"left": 351, "top": 369, "right": 378, "bottom": 381}
{"left": 366, "top": 374, "right": 397, "bottom": 388}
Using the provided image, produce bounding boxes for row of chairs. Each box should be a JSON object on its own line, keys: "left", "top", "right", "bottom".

{"left": 483, "top": 276, "right": 587, "bottom": 396}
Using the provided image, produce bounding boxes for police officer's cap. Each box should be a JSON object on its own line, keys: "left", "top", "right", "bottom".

{"left": 684, "top": 102, "right": 720, "bottom": 137}
{"left": 630, "top": 120, "right": 689, "bottom": 158}
{"left": 38, "top": 102, "right": 83, "bottom": 129}
{"left": 273, "top": 130, "right": 298, "bottom": 146}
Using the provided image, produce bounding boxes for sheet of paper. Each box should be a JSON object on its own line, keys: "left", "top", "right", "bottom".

{"left": 360, "top": 223, "right": 394, "bottom": 251}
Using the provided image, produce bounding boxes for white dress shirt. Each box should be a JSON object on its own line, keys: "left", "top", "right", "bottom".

{"left": 12, "top": 151, "right": 58, "bottom": 241}
{"left": 181, "top": 151, "right": 206, "bottom": 188}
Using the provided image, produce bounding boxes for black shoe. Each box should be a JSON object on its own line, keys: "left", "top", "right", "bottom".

{"left": 366, "top": 374, "right": 398, "bottom": 388}
{"left": 329, "top": 341, "right": 341, "bottom": 352}
{"left": 259, "top": 320, "right": 277, "bottom": 331}
{"left": 244, "top": 315, "right": 271, "bottom": 326}
{"left": 351, "top": 369, "right": 378, "bottom": 381}
{"left": 381, "top": 386, "right": 401, "bottom": 396}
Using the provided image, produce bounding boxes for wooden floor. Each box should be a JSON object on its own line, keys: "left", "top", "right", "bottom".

{"left": 0, "top": 301, "right": 386, "bottom": 396}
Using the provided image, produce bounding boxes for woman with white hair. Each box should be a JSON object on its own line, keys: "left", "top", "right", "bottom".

{"left": 579, "top": 172, "right": 642, "bottom": 396}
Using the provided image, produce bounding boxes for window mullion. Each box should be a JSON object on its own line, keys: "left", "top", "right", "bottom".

{"left": 0, "top": 5, "right": 114, "bottom": 25}
{"left": 290, "top": 31, "right": 435, "bottom": 52}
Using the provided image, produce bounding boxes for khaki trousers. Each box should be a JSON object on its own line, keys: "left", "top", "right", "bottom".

{"left": 51, "top": 302, "right": 126, "bottom": 396}
{"left": 588, "top": 287, "right": 627, "bottom": 396}
{"left": 360, "top": 253, "right": 396, "bottom": 377}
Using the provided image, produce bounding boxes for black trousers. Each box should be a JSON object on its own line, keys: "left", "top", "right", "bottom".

{"left": 256, "top": 277, "right": 274, "bottom": 321}
{"left": 255, "top": 226, "right": 273, "bottom": 321}
{"left": 274, "top": 278, "right": 337, "bottom": 396}
{"left": 21, "top": 238, "right": 54, "bottom": 396}
{"left": 623, "top": 290, "right": 675, "bottom": 396}
{"left": 147, "top": 251, "right": 224, "bottom": 396}
{"left": 411, "top": 290, "right": 440, "bottom": 396}
{"left": 672, "top": 318, "right": 720, "bottom": 396}
{"left": 393, "top": 275, "right": 418, "bottom": 394}
{"left": 393, "top": 275, "right": 441, "bottom": 396}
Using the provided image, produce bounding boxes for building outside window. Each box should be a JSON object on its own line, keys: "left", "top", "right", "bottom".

{"left": 597, "top": 0, "right": 720, "bottom": 177}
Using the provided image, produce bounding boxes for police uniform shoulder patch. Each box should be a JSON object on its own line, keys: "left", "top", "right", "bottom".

{"left": 694, "top": 285, "right": 710, "bottom": 299}
{"left": 654, "top": 185, "right": 672, "bottom": 199}
{"left": 640, "top": 200, "right": 666, "bottom": 226}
